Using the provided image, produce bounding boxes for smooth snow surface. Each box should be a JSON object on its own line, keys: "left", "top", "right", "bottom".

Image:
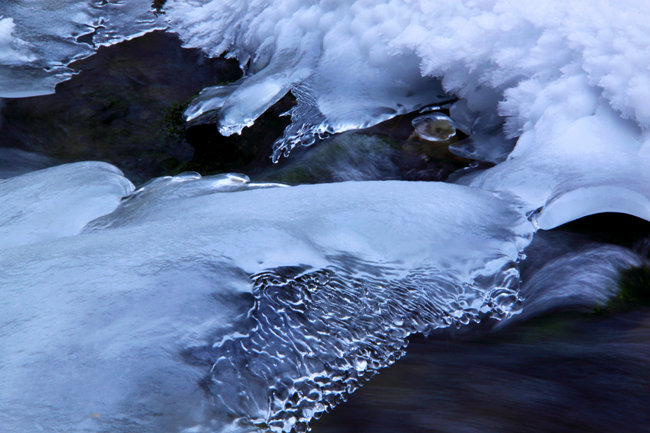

{"left": 0, "top": 164, "right": 533, "bottom": 433}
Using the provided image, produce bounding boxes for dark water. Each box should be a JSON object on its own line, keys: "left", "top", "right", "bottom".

{"left": 313, "top": 216, "right": 650, "bottom": 433}
{"left": 314, "top": 309, "right": 650, "bottom": 433}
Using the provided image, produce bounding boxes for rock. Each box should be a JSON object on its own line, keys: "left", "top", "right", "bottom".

{"left": 0, "top": 30, "right": 241, "bottom": 184}
{"left": 256, "top": 132, "right": 401, "bottom": 184}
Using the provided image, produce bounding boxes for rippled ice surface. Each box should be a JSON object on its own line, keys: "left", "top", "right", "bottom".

{"left": 0, "top": 163, "right": 533, "bottom": 433}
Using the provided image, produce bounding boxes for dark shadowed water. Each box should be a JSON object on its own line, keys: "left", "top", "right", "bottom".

{"left": 314, "top": 309, "right": 650, "bottom": 433}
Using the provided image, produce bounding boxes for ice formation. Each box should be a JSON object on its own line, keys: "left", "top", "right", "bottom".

{"left": 166, "top": 0, "right": 650, "bottom": 223}
{"left": 1, "top": 1, "right": 650, "bottom": 432}
{"left": 0, "top": 164, "right": 533, "bottom": 432}
{"left": 0, "top": 0, "right": 160, "bottom": 97}
{"left": 0, "top": 162, "right": 133, "bottom": 249}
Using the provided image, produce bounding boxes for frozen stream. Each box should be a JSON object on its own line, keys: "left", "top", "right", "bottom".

{"left": 0, "top": 165, "right": 534, "bottom": 432}
{"left": 1, "top": 0, "right": 650, "bottom": 432}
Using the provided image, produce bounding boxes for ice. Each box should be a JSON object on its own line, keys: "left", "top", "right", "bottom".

{"left": 0, "top": 164, "right": 533, "bottom": 432}
{"left": 1, "top": 1, "right": 650, "bottom": 431}
{"left": 166, "top": 0, "right": 449, "bottom": 158}
{"left": 467, "top": 101, "right": 650, "bottom": 229}
{"left": 166, "top": 0, "right": 650, "bottom": 225}
{"left": 2, "top": 0, "right": 648, "bottom": 225}
{"left": 167, "top": 0, "right": 650, "bottom": 132}
{"left": 0, "top": 0, "right": 161, "bottom": 97}
{"left": 0, "top": 17, "right": 32, "bottom": 65}
{"left": 0, "top": 162, "right": 134, "bottom": 249}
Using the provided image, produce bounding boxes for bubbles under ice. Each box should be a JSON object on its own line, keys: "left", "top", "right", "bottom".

{"left": 411, "top": 113, "right": 457, "bottom": 142}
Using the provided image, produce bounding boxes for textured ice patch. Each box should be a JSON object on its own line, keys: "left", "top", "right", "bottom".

{"left": 0, "top": 166, "right": 533, "bottom": 432}
{"left": 190, "top": 258, "right": 521, "bottom": 432}
{"left": 0, "top": 0, "right": 161, "bottom": 97}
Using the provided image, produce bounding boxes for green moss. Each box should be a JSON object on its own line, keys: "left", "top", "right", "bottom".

{"left": 593, "top": 265, "right": 650, "bottom": 315}
{"left": 163, "top": 102, "right": 188, "bottom": 139}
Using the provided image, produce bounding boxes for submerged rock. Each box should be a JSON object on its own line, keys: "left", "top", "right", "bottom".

{"left": 0, "top": 31, "right": 240, "bottom": 184}
{"left": 411, "top": 113, "right": 457, "bottom": 142}
{"left": 592, "top": 265, "right": 650, "bottom": 315}
{"left": 257, "top": 132, "right": 401, "bottom": 184}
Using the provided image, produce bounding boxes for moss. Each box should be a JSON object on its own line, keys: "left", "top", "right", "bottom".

{"left": 593, "top": 265, "right": 650, "bottom": 315}
{"left": 163, "top": 102, "right": 188, "bottom": 139}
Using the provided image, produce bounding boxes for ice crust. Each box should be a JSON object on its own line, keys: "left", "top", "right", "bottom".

{"left": 0, "top": 0, "right": 161, "bottom": 97}
{"left": 0, "top": 162, "right": 134, "bottom": 249}
{"left": 0, "top": 163, "right": 533, "bottom": 433}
